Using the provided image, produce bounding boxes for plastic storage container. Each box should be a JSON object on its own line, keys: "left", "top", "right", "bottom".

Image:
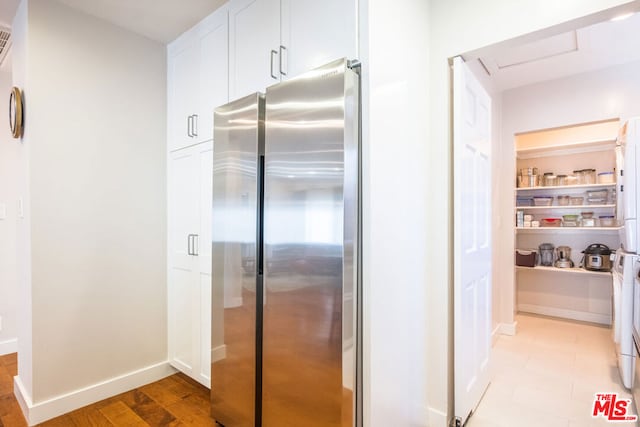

{"left": 587, "top": 189, "right": 608, "bottom": 205}
{"left": 599, "top": 216, "right": 616, "bottom": 227}
{"left": 541, "top": 218, "right": 562, "bottom": 227}
{"left": 598, "top": 171, "right": 615, "bottom": 183}
{"left": 516, "top": 197, "right": 534, "bottom": 207}
{"left": 569, "top": 196, "right": 584, "bottom": 205}
{"left": 543, "top": 173, "right": 557, "bottom": 187}
{"left": 557, "top": 175, "right": 568, "bottom": 186}
{"left": 562, "top": 214, "right": 579, "bottom": 227}
{"left": 557, "top": 195, "right": 570, "bottom": 206}
{"left": 533, "top": 197, "right": 553, "bottom": 206}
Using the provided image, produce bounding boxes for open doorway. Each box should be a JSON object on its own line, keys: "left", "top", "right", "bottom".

{"left": 453, "top": 8, "right": 640, "bottom": 426}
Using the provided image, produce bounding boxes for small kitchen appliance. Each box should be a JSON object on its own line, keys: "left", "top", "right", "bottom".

{"left": 538, "top": 243, "right": 555, "bottom": 266}
{"left": 555, "top": 246, "right": 574, "bottom": 268}
{"left": 582, "top": 243, "right": 613, "bottom": 272}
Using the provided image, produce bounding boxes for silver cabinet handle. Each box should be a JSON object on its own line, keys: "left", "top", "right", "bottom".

{"left": 270, "top": 49, "right": 278, "bottom": 80}
{"left": 279, "top": 45, "right": 287, "bottom": 76}
{"left": 187, "top": 115, "right": 191, "bottom": 137}
{"left": 187, "top": 234, "right": 193, "bottom": 255}
{"left": 188, "top": 115, "right": 195, "bottom": 138}
{"left": 193, "top": 114, "right": 198, "bottom": 137}
{"left": 193, "top": 234, "right": 199, "bottom": 256}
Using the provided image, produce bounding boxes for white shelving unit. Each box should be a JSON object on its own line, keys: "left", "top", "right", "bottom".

{"left": 513, "top": 121, "right": 620, "bottom": 325}
{"left": 515, "top": 265, "right": 611, "bottom": 278}
{"left": 516, "top": 226, "right": 621, "bottom": 234}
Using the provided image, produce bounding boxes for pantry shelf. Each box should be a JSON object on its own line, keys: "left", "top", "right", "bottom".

{"left": 515, "top": 138, "right": 616, "bottom": 159}
{"left": 515, "top": 183, "right": 616, "bottom": 192}
{"left": 515, "top": 204, "right": 615, "bottom": 210}
{"left": 515, "top": 265, "right": 611, "bottom": 277}
{"left": 515, "top": 226, "right": 621, "bottom": 234}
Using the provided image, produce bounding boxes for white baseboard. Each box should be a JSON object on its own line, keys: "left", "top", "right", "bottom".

{"left": 518, "top": 304, "right": 611, "bottom": 325}
{"left": 0, "top": 338, "right": 17, "bottom": 356}
{"left": 499, "top": 321, "right": 517, "bottom": 336}
{"left": 491, "top": 324, "right": 500, "bottom": 345}
{"left": 211, "top": 344, "right": 227, "bottom": 362}
{"left": 14, "top": 361, "right": 176, "bottom": 426}
{"left": 427, "top": 406, "right": 448, "bottom": 427}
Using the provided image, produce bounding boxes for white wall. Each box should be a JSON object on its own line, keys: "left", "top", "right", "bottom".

{"left": 426, "top": 0, "right": 640, "bottom": 425}
{"left": 358, "top": 0, "right": 430, "bottom": 425}
{"left": 12, "top": 0, "right": 170, "bottom": 422}
{"left": 0, "top": 54, "right": 20, "bottom": 355}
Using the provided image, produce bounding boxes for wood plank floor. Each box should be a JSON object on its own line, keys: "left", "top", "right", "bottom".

{"left": 0, "top": 353, "right": 217, "bottom": 426}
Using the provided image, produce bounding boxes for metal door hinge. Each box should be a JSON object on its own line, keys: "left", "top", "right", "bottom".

{"left": 449, "top": 416, "right": 462, "bottom": 427}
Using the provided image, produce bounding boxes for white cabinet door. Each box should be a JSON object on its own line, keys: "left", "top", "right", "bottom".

{"left": 228, "top": 0, "right": 280, "bottom": 100}
{"left": 168, "top": 41, "right": 199, "bottom": 151}
{"left": 197, "top": 8, "right": 229, "bottom": 143}
{"left": 280, "top": 0, "right": 357, "bottom": 80}
{"left": 168, "top": 148, "right": 199, "bottom": 376}
{"left": 168, "top": 141, "right": 213, "bottom": 387}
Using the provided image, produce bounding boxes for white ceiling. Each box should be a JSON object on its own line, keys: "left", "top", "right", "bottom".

{"left": 55, "top": 0, "right": 227, "bottom": 43}
{"left": 0, "top": 0, "right": 227, "bottom": 43}
{"left": 468, "top": 12, "right": 640, "bottom": 91}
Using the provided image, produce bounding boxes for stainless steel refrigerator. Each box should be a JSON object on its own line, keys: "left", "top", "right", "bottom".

{"left": 210, "top": 58, "right": 361, "bottom": 427}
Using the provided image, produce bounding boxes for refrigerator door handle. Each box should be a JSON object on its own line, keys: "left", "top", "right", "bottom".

{"left": 279, "top": 45, "right": 287, "bottom": 76}
{"left": 270, "top": 49, "right": 278, "bottom": 80}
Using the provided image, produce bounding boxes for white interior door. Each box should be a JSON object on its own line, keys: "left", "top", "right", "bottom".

{"left": 453, "top": 56, "right": 492, "bottom": 425}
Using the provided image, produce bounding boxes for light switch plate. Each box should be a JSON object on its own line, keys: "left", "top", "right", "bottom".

{"left": 0, "top": 203, "right": 6, "bottom": 220}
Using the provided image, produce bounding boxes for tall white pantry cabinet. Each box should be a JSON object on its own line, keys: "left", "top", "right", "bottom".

{"left": 167, "top": 3, "right": 229, "bottom": 387}
{"left": 167, "top": 0, "right": 357, "bottom": 387}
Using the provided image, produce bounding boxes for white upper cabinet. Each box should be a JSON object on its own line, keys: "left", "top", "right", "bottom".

{"left": 168, "top": 5, "right": 229, "bottom": 151}
{"left": 168, "top": 43, "right": 199, "bottom": 151}
{"left": 228, "top": 0, "right": 280, "bottom": 100}
{"left": 280, "top": 0, "right": 357, "bottom": 80}
{"left": 228, "top": 0, "right": 357, "bottom": 99}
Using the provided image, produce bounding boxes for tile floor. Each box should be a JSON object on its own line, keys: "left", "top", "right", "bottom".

{"left": 467, "top": 313, "right": 639, "bottom": 427}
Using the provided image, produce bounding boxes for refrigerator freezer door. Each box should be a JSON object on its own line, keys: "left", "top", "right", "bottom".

{"left": 262, "top": 58, "right": 359, "bottom": 426}
{"left": 211, "top": 93, "right": 264, "bottom": 427}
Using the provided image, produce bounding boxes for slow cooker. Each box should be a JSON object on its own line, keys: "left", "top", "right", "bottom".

{"left": 582, "top": 243, "right": 613, "bottom": 272}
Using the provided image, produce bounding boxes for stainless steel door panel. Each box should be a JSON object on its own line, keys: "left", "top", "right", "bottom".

{"left": 211, "top": 93, "right": 264, "bottom": 427}
{"left": 262, "top": 59, "right": 359, "bottom": 427}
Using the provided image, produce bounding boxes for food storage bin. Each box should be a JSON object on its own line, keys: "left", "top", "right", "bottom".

{"left": 574, "top": 170, "right": 585, "bottom": 184}
{"left": 516, "top": 197, "right": 534, "bottom": 207}
{"left": 584, "top": 169, "right": 596, "bottom": 184}
{"left": 581, "top": 211, "right": 594, "bottom": 219}
{"left": 541, "top": 218, "right": 562, "bottom": 227}
{"left": 587, "top": 189, "right": 608, "bottom": 199}
{"left": 562, "top": 214, "right": 579, "bottom": 227}
{"left": 569, "top": 196, "right": 584, "bottom": 205}
{"left": 557, "top": 175, "right": 568, "bottom": 186}
{"left": 566, "top": 175, "right": 579, "bottom": 186}
{"left": 533, "top": 196, "right": 553, "bottom": 206}
{"left": 581, "top": 218, "right": 595, "bottom": 227}
{"left": 599, "top": 216, "right": 616, "bottom": 227}
{"left": 557, "top": 195, "right": 570, "bottom": 206}
{"left": 517, "top": 175, "right": 538, "bottom": 188}
{"left": 543, "top": 173, "right": 557, "bottom": 187}
{"left": 598, "top": 171, "right": 615, "bottom": 183}
{"left": 515, "top": 249, "right": 537, "bottom": 267}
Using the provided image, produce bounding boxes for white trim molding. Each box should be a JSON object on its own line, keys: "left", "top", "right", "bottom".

{"left": 0, "top": 338, "right": 18, "bottom": 356}
{"left": 499, "top": 321, "right": 517, "bottom": 336}
{"left": 427, "top": 406, "right": 447, "bottom": 427}
{"left": 518, "top": 304, "right": 610, "bottom": 326}
{"left": 14, "top": 361, "right": 176, "bottom": 426}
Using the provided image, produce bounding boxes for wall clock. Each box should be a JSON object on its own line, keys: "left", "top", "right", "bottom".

{"left": 9, "top": 86, "right": 23, "bottom": 138}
